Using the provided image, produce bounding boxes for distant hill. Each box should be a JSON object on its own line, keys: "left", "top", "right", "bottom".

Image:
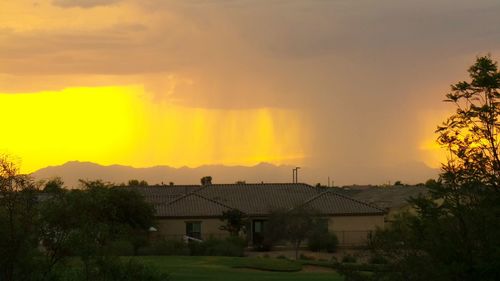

{"left": 31, "top": 161, "right": 297, "bottom": 188}
{"left": 31, "top": 160, "right": 439, "bottom": 188}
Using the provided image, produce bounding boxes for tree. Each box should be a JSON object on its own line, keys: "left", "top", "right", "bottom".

{"left": 128, "top": 179, "right": 148, "bottom": 186}
{"left": 219, "top": 209, "right": 247, "bottom": 236}
{"left": 437, "top": 55, "right": 500, "bottom": 190}
{"left": 266, "top": 206, "right": 320, "bottom": 259}
{"left": 39, "top": 180, "right": 156, "bottom": 280}
{"left": 285, "top": 206, "right": 320, "bottom": 260}
{"left": 0, "top": 157, "right": 162, "bottom": 281}
{"left": 43, "top": 177, "right": 65, "bottom": 193}
{"left": 369, "top": 56, "right": 500, "bottom": 281}
{"left": 200, "top": 176, "right": 212, "bottom": 185}
{"left": 0, "top": 156, "right": 41, "bottom": 281}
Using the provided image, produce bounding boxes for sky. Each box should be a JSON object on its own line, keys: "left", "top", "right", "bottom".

{"left": 1, "top": 0, "right": 500, "bottom": 185}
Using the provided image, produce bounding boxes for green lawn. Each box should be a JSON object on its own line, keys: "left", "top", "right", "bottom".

{"left": 135, "top": 256, "right": 344, "bottom": 281}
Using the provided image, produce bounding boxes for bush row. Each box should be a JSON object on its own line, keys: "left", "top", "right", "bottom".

{"left": 136, "top": 236, "right": 246, "bottom": 257}
{"left": 307, "top": 232, "right": 339, "bottom": 253}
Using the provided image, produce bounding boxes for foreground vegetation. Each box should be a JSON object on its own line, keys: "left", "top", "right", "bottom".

{"left": 135, "top": 256, "right": 343, "bottom": 281}
{"left": 0, "top": 165, "right": 164, "bottom": 281}
{"left": 44, "top": 256, "right": 343, "bottom": 281}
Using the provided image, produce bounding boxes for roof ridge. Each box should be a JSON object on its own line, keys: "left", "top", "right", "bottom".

{"left": 291, "top": 190, "right": 331, "bottom": 211}
{"left": 159, "top": 189, "right": 238, "bottom": 212}
{"left": 326, "top": 190, "right": 387, "bottom": 212}
{"left": 155, "top": 185, "right": 208, "bottom": 206}
{"left": 297, "top": 189, "right": 385, "bottom": 213}
{"left": 190, "top": 193, "right": 239, "bottom": 211}
{"left": 302, "top": 190, "right": 330, "bottom": 205}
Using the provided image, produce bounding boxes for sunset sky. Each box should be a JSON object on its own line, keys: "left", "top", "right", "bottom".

{"left": 1, "top": 0, "right": 500, "bottom": 184}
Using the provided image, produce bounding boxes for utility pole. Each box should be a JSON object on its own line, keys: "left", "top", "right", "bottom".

{"left": 292, "top": 167, "right": 301, "bottom": 183}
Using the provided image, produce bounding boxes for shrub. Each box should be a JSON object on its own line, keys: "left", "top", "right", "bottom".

{"left": 252, "top": 239, "right": 273, "bottom": 251}
{"left": 324, "top": 233, "right": 339, "bottom": 253}
{"left": 252, "top": 234, "right": 274, "bottom": 251}
{"left": 188, "top": 237, "right": 245, "bottom": 257}
{"left": 54, "top": 257, "right": 169, "bottom": 281}
{"left": 91, "top": 258, "right": 170, "bottom": 281}
{"left": 368, "top": 254, "right": 388, "bottom": 264}
{"left": 342, "top": 254, "right": 357, "bottom": 263}
{"left": 139, "top": 239, "right": 189, "bottom": 256}
{"left": 299, "top": 253, "right": 316, "bottom": 260}
{"left": 106, "top": 240, "right": 135, "bottom": 256}
{"left": 207, "top": 239, "right": 244, "bottom": 257}
{"left": 308, "top": 231, "right": 339, "bottom": 253}
{"left": 225, "top": 236, "right": 247, "bottom": 248}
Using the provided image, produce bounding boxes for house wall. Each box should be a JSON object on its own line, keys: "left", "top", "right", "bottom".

{"left": 156, "top": 218, "right": 229, "bottom": 240}
{"left": 328, "top": 215, "right": 385, "bottom": 246}
{"left": 155, "top": 214, "right": 385, "bottom": 246}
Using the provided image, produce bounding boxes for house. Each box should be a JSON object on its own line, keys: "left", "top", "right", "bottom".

{"left": 335, "top": 185, "right": 429, "bottom": 222}
{"left": 131, "top": 183, "right": 386, "bottom": 246}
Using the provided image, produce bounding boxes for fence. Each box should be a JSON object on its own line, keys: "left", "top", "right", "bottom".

{"left": 155, "top": 233, "right": 230, "bottom": 242}
{"left": 332, "top": 230, "right": 373, "bottom": 247}
{"left": 155, "top": 231, "right": 372, "bottom": 247}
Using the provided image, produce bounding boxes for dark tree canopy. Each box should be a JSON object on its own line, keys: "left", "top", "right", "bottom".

{"left": 369, "top": 56, "right": 500, "bottom": 281}
{"left": 0, "top": 156, "right": 40, "bottom": 281}
{"left": 219, "top": 209, "right": 247, "bottom": 236}
{"left": 200, "top": 176, "right": 212, "bottom": 185}
{"left": 265, "top": 206, "right": 321, "bottom": 260}
{"left": 128, "top": 179, "right": 149, "bottom": 186}
{"left": 0, "top": 158, "right": 161, "bottom": 281}
{"left": 437, "top": 55, "right": 500, "bottom": 190}
{"left": 43, "top": 177, "right": 65, "bottom": 193}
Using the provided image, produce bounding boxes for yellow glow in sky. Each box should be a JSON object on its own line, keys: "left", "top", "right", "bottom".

{"left": 0, "top": 86, "right": 307, "bottom": 173}
{"left": 417, "top": 109, "right": 454, "bottom": 169}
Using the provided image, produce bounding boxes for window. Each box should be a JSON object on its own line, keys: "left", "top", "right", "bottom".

{"left": 252, "top": 220, "right": 268, "bottom": 245}
{"left": 253, "top": 220, "right": 267, "bottom": 233}
{"left": 186, "top": 221, "right": 202, "bottom": 239}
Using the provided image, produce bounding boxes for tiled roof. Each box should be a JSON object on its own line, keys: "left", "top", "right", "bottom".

{"left": 127, "top": 185, "right": 202, "bottom": 204}
{"left": 301, "top": 191, "right": 386, "bottom": 215}
{"left": 155, "top": 193, "right": 233, "bottom": 217}
{"left": 134, "top": 183, "right": 385, "bottom": 218}
{"left": 195, "top": 183, "right": 321, "bottom": 216}
{"left": 334, "top": 186, "right": 429, "bottom": 209}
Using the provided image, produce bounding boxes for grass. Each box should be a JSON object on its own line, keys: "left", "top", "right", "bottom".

{"left": 299, "top": 259, "right": 335, "bottom": 268}
{"left": 135, "top": 256, "right": 345, "bottom": 281}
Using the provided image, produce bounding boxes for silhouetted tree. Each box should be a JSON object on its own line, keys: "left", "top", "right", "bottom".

{"left": 266, "top": 206, "right": 320, "bottom": 259}
{"left": 200, "top": 176, "right": 212, "bottom": 185}
{"left": 0, "top": 156, "right": 40, "bottom": 281}
{"left": 43, "top": 177, "right": 65, "bottom": 193}
{"left": 370, "top": 56, "right": 500, "bottom": 281}
{"left": 39, "top": 180, "right": 156, "bottom": 280}
{"left": 219, "top": 209, "right": 247, "bottom": 236}
{"left": 128, "top": 179, "right": 148, "bottom": 186}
